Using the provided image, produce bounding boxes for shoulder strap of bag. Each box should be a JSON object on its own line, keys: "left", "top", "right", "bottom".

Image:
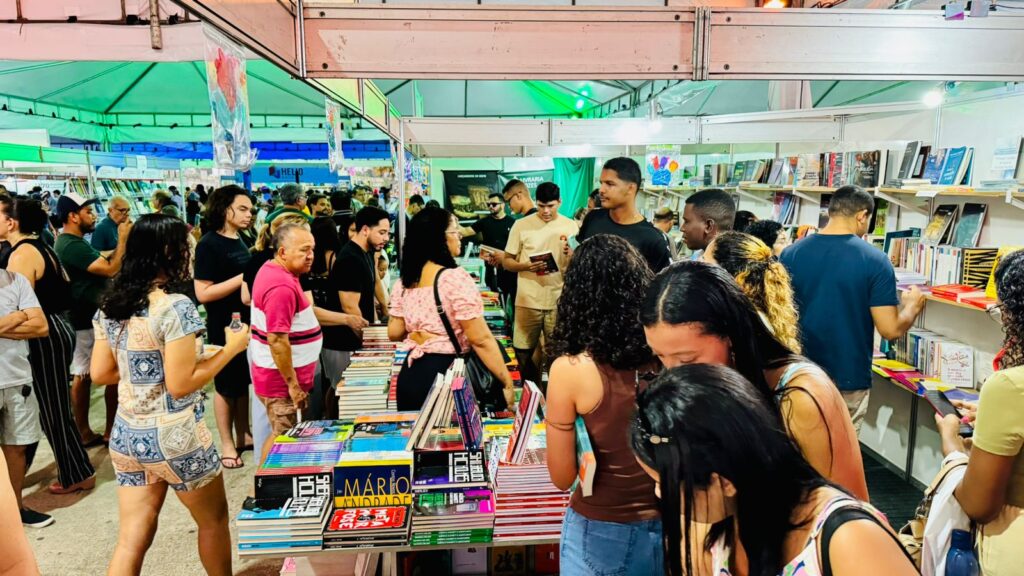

{"left": 432, "top": 268, "right": 464, "bottom": 355}
{"left": 821, "top": 505, "right": 918, "bottom": 576}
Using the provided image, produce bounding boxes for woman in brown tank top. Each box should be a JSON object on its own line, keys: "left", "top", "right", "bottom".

{"left": 544, "top": 235, "right": 663, "bottom": 575}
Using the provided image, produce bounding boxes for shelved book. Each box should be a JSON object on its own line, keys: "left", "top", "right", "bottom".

{"left": 410, "top": 488, "right": 496, "bottom": 546}
{"left": 921, "top": 204, "right": 959, "bottom": 245}
{"left": 236, "top": 495, "right": 332, "bottom": 556}
{"left": 893, "top": 329, "right": 976, "bottom": 388}
{"left": 322, "top": 506, "right": 411, "bottom": 549}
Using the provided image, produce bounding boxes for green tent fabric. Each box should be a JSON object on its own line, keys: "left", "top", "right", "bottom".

{"left": 553, "top": 158, "right": 595, "bottom": 219}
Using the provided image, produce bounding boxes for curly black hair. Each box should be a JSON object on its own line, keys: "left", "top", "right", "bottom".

{"left": 100, "top": 214, "right": 192, "bottom": 321}
{"left": 996, "top": 248, "right": 1024, "bottom": 369}
{"left": 399, "top": 206, "right": 458, "bottom": 288}
{"left": 547, "top": 234, "right": 654, "bottom": 370}
{"left": 745, "top": 219, "right": 784, "bottom": 251}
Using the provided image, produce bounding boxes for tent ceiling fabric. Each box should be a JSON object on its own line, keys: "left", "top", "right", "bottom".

{"left": 0, "top": 59, "right": 331, "bottom": 119}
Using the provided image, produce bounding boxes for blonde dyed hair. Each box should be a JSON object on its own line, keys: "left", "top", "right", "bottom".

{"left": 708, "top": 231, "right": 802, "bottom": 353}
{"left": 255, "top": 213, "right": 310, "bottom": 252}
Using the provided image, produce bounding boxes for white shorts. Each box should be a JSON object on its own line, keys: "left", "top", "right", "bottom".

{"left": 0, "top": 385, "right": 42, "bottom": 445}
{"left": 71, "top": 329, "right": 96, "bottom": 377}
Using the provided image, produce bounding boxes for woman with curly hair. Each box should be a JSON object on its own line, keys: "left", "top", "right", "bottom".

{"left": 544, "top": 234, "right": 662, "bottom": 575}
{"left": 745, "top": 219, "right": 790, "bottom": 256}
{"left": 90, "top": 214, "right": 250, "bottom": 575}
{"left": 388, "top": 206, "right": 514, "bottom": 410}
{"left": 938, "top": 249, "right": 1024, "bottom": 574}
{"left": 704, "top": 230, "right": 802, "bottom": 352}
{"left": 642, "top": 261, "right": 868, "bottom": 500}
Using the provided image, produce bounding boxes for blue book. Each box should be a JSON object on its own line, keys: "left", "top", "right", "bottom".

{"left": 922, "top": 149, "right": 948, "bottom": 184}
{"left": 238, "top": 539, "right": 323, "bottom": 550}
{"left": 938, "top": 147, "right": 966, "bottom": 186}
{"left": 347, "top": 436, "right": 410, "bottom": 453}
{"left": 452, "top": 378, "right": 484, "bottom": 450}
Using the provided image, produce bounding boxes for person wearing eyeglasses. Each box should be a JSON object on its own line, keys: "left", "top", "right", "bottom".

{"left": 90, "top": 196, "right": 132, "bottom": 253}
{"left": 264, "top": 184, "right": 313, "bottom": 225}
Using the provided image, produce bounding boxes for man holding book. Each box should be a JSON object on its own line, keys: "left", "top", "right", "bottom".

{"left": 502, "top": 183, "right": 577, "bottom": 388}
{"left": 781, "top": 185, "right": 926, "bottom": 430}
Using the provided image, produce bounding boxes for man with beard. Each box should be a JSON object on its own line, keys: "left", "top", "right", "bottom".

{"left": 54, "top": 193, "right": 130, "bottom": 446}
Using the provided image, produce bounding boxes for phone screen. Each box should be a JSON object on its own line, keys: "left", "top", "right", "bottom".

{"left": 924, "top": 390, "right": 960, "bottom": 419}
{"left": 568, "top": 235, "right": 580, "bottom": 250}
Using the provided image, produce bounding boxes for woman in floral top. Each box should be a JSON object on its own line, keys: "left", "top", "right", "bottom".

{"left": 91, "top": 214, "right": 250, "bottom": 576}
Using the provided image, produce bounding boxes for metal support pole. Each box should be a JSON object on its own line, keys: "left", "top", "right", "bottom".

{"left": 395, "top": 121, "right": 407, "bottom": 264}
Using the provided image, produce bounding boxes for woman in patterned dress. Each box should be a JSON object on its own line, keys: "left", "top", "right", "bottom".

{"left": 90, "top": 214, "right": 250, "bottom": 576}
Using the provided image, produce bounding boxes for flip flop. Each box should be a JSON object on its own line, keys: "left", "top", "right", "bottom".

{"left": 220, "top": 456, "right": 244, "bottom": 469}
{"left": 81, "top": 435, "right": 105, "bottom": 448}
{"left": 235, "top": 444, "right": 254, "bottom": 453}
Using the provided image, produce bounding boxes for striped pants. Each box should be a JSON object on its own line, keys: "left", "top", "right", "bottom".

{"left": 26, "top": 314, "right": 95, "bottom": 488}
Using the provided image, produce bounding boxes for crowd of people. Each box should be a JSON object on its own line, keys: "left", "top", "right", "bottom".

{"left": 0, "top": 153, "right": 1021, "bottom": 576}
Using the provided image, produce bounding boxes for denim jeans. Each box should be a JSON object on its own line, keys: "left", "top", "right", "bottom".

{"left": 560, "top": 507, "right": 664, "bottom": 576}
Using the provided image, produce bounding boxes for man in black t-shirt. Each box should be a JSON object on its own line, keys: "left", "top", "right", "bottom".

{"left": 576, "top": 157, "right": 671, "bottom": 273}
{"left": 328, "top": 207, "right": 390, "bottom": 377}
{"left": 461, "top": 192, "right": 515, "bottom": 293}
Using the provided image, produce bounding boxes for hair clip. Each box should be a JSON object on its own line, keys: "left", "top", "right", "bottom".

{"left": 636, "top": 414, "right": 671, "bottom": 445}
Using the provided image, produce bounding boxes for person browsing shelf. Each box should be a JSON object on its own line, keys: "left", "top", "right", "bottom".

{"left": 90, "top": 214, "right": 249, "bottom": 576}
{"left": 780, "top": 185, "right": 926, "bottom": 430}
{"left": 91, "top": 196, "right": 132, "bottom": 253}
{"left": 193, "top": 186, "right": 254, "bottom": 470}
{"left": 576, "top": 157, "right": 671, "bottom": 273}
{"left": 703, "top": 231, "right": 802, "bottom": 353}
{"left": 680, "top": 188, "right": 736, "bottom": 260}
{"left": 250, "top": 223, "right": 323, "bottom": 466}
{"left": 502, "top": 182, "right": 577, "bottom": 390}
{"left": 54, "top": 192, "right": 130, "bottom": 448}
{"left": 937, "top": 249, "right": 1024, "bottom": 575}
{"left": 631, "top": 364, "right": 917, "bottom": 576}
{"left": 0, "top": 197, "right": 96, "bottom": 497}
{"left": 388, "top": 207, "right": 514, "bottom": 410}
{"left": 544, "top": 235, "right": 662, "bottom": 575}
{"left": 641, "top": 262, "right": 868, "bottom": 500}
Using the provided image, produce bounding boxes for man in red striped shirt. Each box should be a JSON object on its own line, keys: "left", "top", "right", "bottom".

{"left": 250, "top": 222, "right": 323, "bottom": 465}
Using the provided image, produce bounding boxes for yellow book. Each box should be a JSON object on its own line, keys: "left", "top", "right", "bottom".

{"left": 985, "top": 246, "right": 1024, "bottom": 298}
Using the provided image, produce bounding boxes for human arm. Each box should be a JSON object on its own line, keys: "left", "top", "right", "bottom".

{"left": 84, "top": 221, "right": 130, "bottom": 277}
{"left": 502, "top": 253, "right": 547, "bottom": 273}
{"left": 339, "top": 291, "right": 366, "bottom": 338}
{"left": 5, "top": 247, "right": 43, "bottom": 288}
{"left": 0, "top": 307, "right": 48, "bottom": 340}
{"left": 163, "top": 326, "right": 250, "bottom": 399}
{"left": 194, "top": 274, "right": 244, "bottom": 304}
{"left": 388, "top": 316, "right": 408, "bottom": 342}
{"left": 501, "top": 221, "right": 542, "bottom": 272}
{"left": 544, "top": 356, "right": 581, "bottom": 491}
{"left": 870, "top": 284, "right": 924, "bottom": 340}
{"left": 267, "top": 332, "right": 307, "bottom": 410}
{"left": 937, "top": 371, "right": 1022, "bottom": 524}
{"left": 829, "top": 517, "right": 919, "bottom": 576}
{"left": 0, "top": 451, "right": 40, "bottom": 576}
{"left": 192, "top": 238, "right": 245, "bottom": 304}
{"left": 459, "top": 316, "right": 514, "bottom": 393}
{"left": 374, "top": 275, "right": 388, "bottom": 318}
{"left": 241, "top": 281, "right": 252, "bottom": 306}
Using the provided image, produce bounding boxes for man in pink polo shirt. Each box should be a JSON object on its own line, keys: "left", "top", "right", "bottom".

{"left": 250, "top": 222, "right": 322, "bottom": 464}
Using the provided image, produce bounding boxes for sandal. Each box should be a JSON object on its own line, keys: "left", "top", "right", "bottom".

{"left": 81, "top": 435, "right": 105, "bottom": 449}
{"left": 220, "top": 456, "right": 244, "bottom": 469}
{"left": 235, "top": 443, "right": 254, "bottom": 453}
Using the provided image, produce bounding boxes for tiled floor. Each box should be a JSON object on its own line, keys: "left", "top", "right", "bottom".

{"left": 863, "top": 451, "right": 923, "bottom": 528}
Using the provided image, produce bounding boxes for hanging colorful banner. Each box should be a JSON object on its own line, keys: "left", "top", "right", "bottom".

{"left": 645, "top": 144, "right": 682, "bottom": 186}
{"left": 325, "top": 98, "right": 345, "bottom": 174}
{"left": 204, "top": 25, "right": 257, "bottom": 171}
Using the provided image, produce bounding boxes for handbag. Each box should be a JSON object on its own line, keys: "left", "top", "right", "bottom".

{"left": 898, "top": 457, "right": 970, "bottom": 568}
{"left": 432, "top": 268, "right": 510, "bottom": 411}
{"left": 308, "top": 252, "right": 337, "bottom": 310}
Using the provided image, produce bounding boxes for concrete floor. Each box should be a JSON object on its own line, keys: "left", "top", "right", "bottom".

{"left": 22, "top": 385, "right": 281, "bottom": 576}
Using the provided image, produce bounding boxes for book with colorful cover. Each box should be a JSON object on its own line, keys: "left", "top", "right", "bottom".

{"left": 275, "top": 420, "right": 353, "bottom": 443}
{"left": 938, "top": 147, "right": 968, "bottom": 186}
{"left": 504, "top": 381, "right": 542, "bottom": 464}
{"left": 452, "top": 377, "right": 484, "bottom": 450}
{"left": 921, "top": 204, "right": 959, "bottom": 246}
{"left": 951, "top": 203, "right": 987, "bottom": 248}
{"left": 412, "top": 488, "right": 496, "bottom": 517}
{"left": 574, "top": 416, "right": 596, "bottom": 498}
{"left": 922, "top": 148, "right": 948, "bottom": 184}
{"left": 326, "top": 506, "right": 409, "bottom": 534}
{"left": 237, "top": 495, "right": 330, "bottom": 525}
{"left": 255, "top": 468, "right": 334, "bottom": 501}
{"left": 986, "top": 246, "right": 1024, "bottom": 298}
{"left": 334, "top": 451, "right": 413, "bottom": 508}
{"left": 413, "top": 449, "right": 489, "bottom": 490}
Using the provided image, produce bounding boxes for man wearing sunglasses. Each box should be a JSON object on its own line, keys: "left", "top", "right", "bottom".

{"left": 460, "top": 192, "right": 515, "bottom": 293}
{"left": 90, "top": 196, "right": 132, "bottom": 253}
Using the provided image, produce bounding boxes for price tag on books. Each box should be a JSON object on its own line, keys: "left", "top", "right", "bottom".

{"left": 915, "top": 189, "right": 941, "bottom": 198}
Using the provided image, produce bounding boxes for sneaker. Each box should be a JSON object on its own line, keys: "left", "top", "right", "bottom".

{"left": 20, "top": 508, "right": 54, "bottom": 528}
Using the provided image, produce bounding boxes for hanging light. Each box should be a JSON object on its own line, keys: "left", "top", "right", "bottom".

{"left": 763, "top": 0, "right": 788, "bottom": 7}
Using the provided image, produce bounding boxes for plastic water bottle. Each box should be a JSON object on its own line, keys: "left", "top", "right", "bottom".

{"left": 229, "top": 312, "right": 242, "bottom": 332}
{"left": 945, "top": 529, "right": 980, "bottom": 576}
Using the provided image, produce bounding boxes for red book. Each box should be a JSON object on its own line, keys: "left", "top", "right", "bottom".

{"left": 328, "top": 507, "right": 408, "bottom": 532}
{"left": 961, "top": 295, "right": 998, "bottom": 310}
{"left": 930, "top": 284, "right": 980, "bottom": 300}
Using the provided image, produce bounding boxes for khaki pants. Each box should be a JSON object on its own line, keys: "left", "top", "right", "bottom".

{"left": 513, "top": 307, "right": 556, "bottom": 350}
{"left": 841, "top": 389, "right": 871, "bottom": 434}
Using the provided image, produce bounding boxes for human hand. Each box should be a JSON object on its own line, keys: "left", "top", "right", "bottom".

{"left": 345, "top": 314, "right": 370, "bottom": 331}
{"left": 503, "top": 387, "right": 516, "bottom": 410}
{"left": 289, "top": 385, "right": 309, "bottom": 411}
{"left": 117, "top": 219, "right": 133, "bottom": 238}
{"left": 952, "top": 400, "right": 978, "bottom": 425}
{"left": 527, "top": 261, "right": 548, "bottom": 273}
{"left": 935, "top": 413, "right": 967, "bottom": 456}
{"left": 902, "top": 285, "right": 926, "bottom": 312}
{"left": 223, "top": 324, "right": 250, "bottom": 356}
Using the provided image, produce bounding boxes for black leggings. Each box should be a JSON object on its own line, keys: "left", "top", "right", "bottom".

{"left": 396, "top": 353, "right": 457, "bottom": 411}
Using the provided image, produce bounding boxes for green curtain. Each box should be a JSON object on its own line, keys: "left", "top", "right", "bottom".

{"left": 553, "top": 158, "right": 595, "bottom": 219}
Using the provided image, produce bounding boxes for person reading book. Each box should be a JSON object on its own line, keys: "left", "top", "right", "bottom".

{"left": 90, "top": 214, "right": 249, "bottom": 576}
{"left": 936, "top": 249, "right": 1024, "bottom": 575}
{"left": 780, "top": 185, "right": 926, "bottom": 430}
{"left": 389, "top": 206, "right": 514, "bottom": 411}
{"left": 703, "top": 230, "right": 802, "bottom": 353}
{"left": 544, "top": 235, "right": 662, "bottom": 575}
{"left": 641, "top": 261, "right": 869, "bottom": 500}
{"left": 501, "top": 182, "right": 578, "bottom": 388}
{"left": 631, "top": 364, "right": 917, "bottom": 576}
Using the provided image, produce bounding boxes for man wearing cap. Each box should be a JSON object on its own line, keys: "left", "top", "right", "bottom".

{"left": 652, "top": 207, "right": 681, "bottom": 262}
{"left": 265, "top": 184, "right": 313, "bottom": 225}
{"left": 54, "top": 193, "right": 130, "bottom": 447}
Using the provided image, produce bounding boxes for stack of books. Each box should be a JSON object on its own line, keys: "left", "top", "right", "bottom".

{"left": 338, "top": 349, "right": 396, "bottom": 420}
{"left": 893, "top": 329, "right": 976, "bottom": 389}
{"left": 322, "top": 506, "right": 411, "bottom": 550}
{"left": 410, "top": 448, "right": 496, "bottom": 546}
{"left": 255, "top": 440, "right": 345, "bottom": 501}
{"left": 333, "top": 446, "right": 413, "bottom": 510}
{"left": 237, "top": 495, "right": 332, "bottom": 556}
{"left": 491, "top": 436, "right": 569, "bottom": 542}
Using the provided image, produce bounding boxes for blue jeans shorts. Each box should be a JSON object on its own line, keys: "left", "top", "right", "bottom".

{"left": 560, "top": 507, "right": 664, "bottom": 576}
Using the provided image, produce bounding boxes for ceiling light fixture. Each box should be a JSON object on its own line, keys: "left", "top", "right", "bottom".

{"left": 763, "top": 0, "right": 788, "bottom": 7}
{"left": 922, "top": 89, "right": 944, "bottom": 108}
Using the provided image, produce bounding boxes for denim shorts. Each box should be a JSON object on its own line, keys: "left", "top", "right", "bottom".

{"left": 560, "top": 507, "right": 664, "bottom": 576}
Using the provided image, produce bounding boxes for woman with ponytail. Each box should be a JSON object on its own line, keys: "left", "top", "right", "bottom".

{"left": 704, "top": 230, "right": 802, "bottom": 352}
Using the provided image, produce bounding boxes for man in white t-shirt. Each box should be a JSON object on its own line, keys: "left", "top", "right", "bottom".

{"left": 0, "top": 269, "right": 50, "bottom": 527}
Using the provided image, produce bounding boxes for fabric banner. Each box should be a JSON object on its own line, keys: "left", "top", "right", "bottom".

{"left": 498, "top": 170, "right": 553, "bottom": 196}
{"left": 553, "top": 158, "right": 596, "bottom": 219}
{"left": 645, "top": 145, "right": 682, "bottom": 186}
{"left": 325, "top": 98, "right": 345, "bottom": 174}
{"left": 442, "top": 170, "right": 499, "bottom": 221}
{"left": 204, "top": 24, "right": 256, "bottom": 171}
